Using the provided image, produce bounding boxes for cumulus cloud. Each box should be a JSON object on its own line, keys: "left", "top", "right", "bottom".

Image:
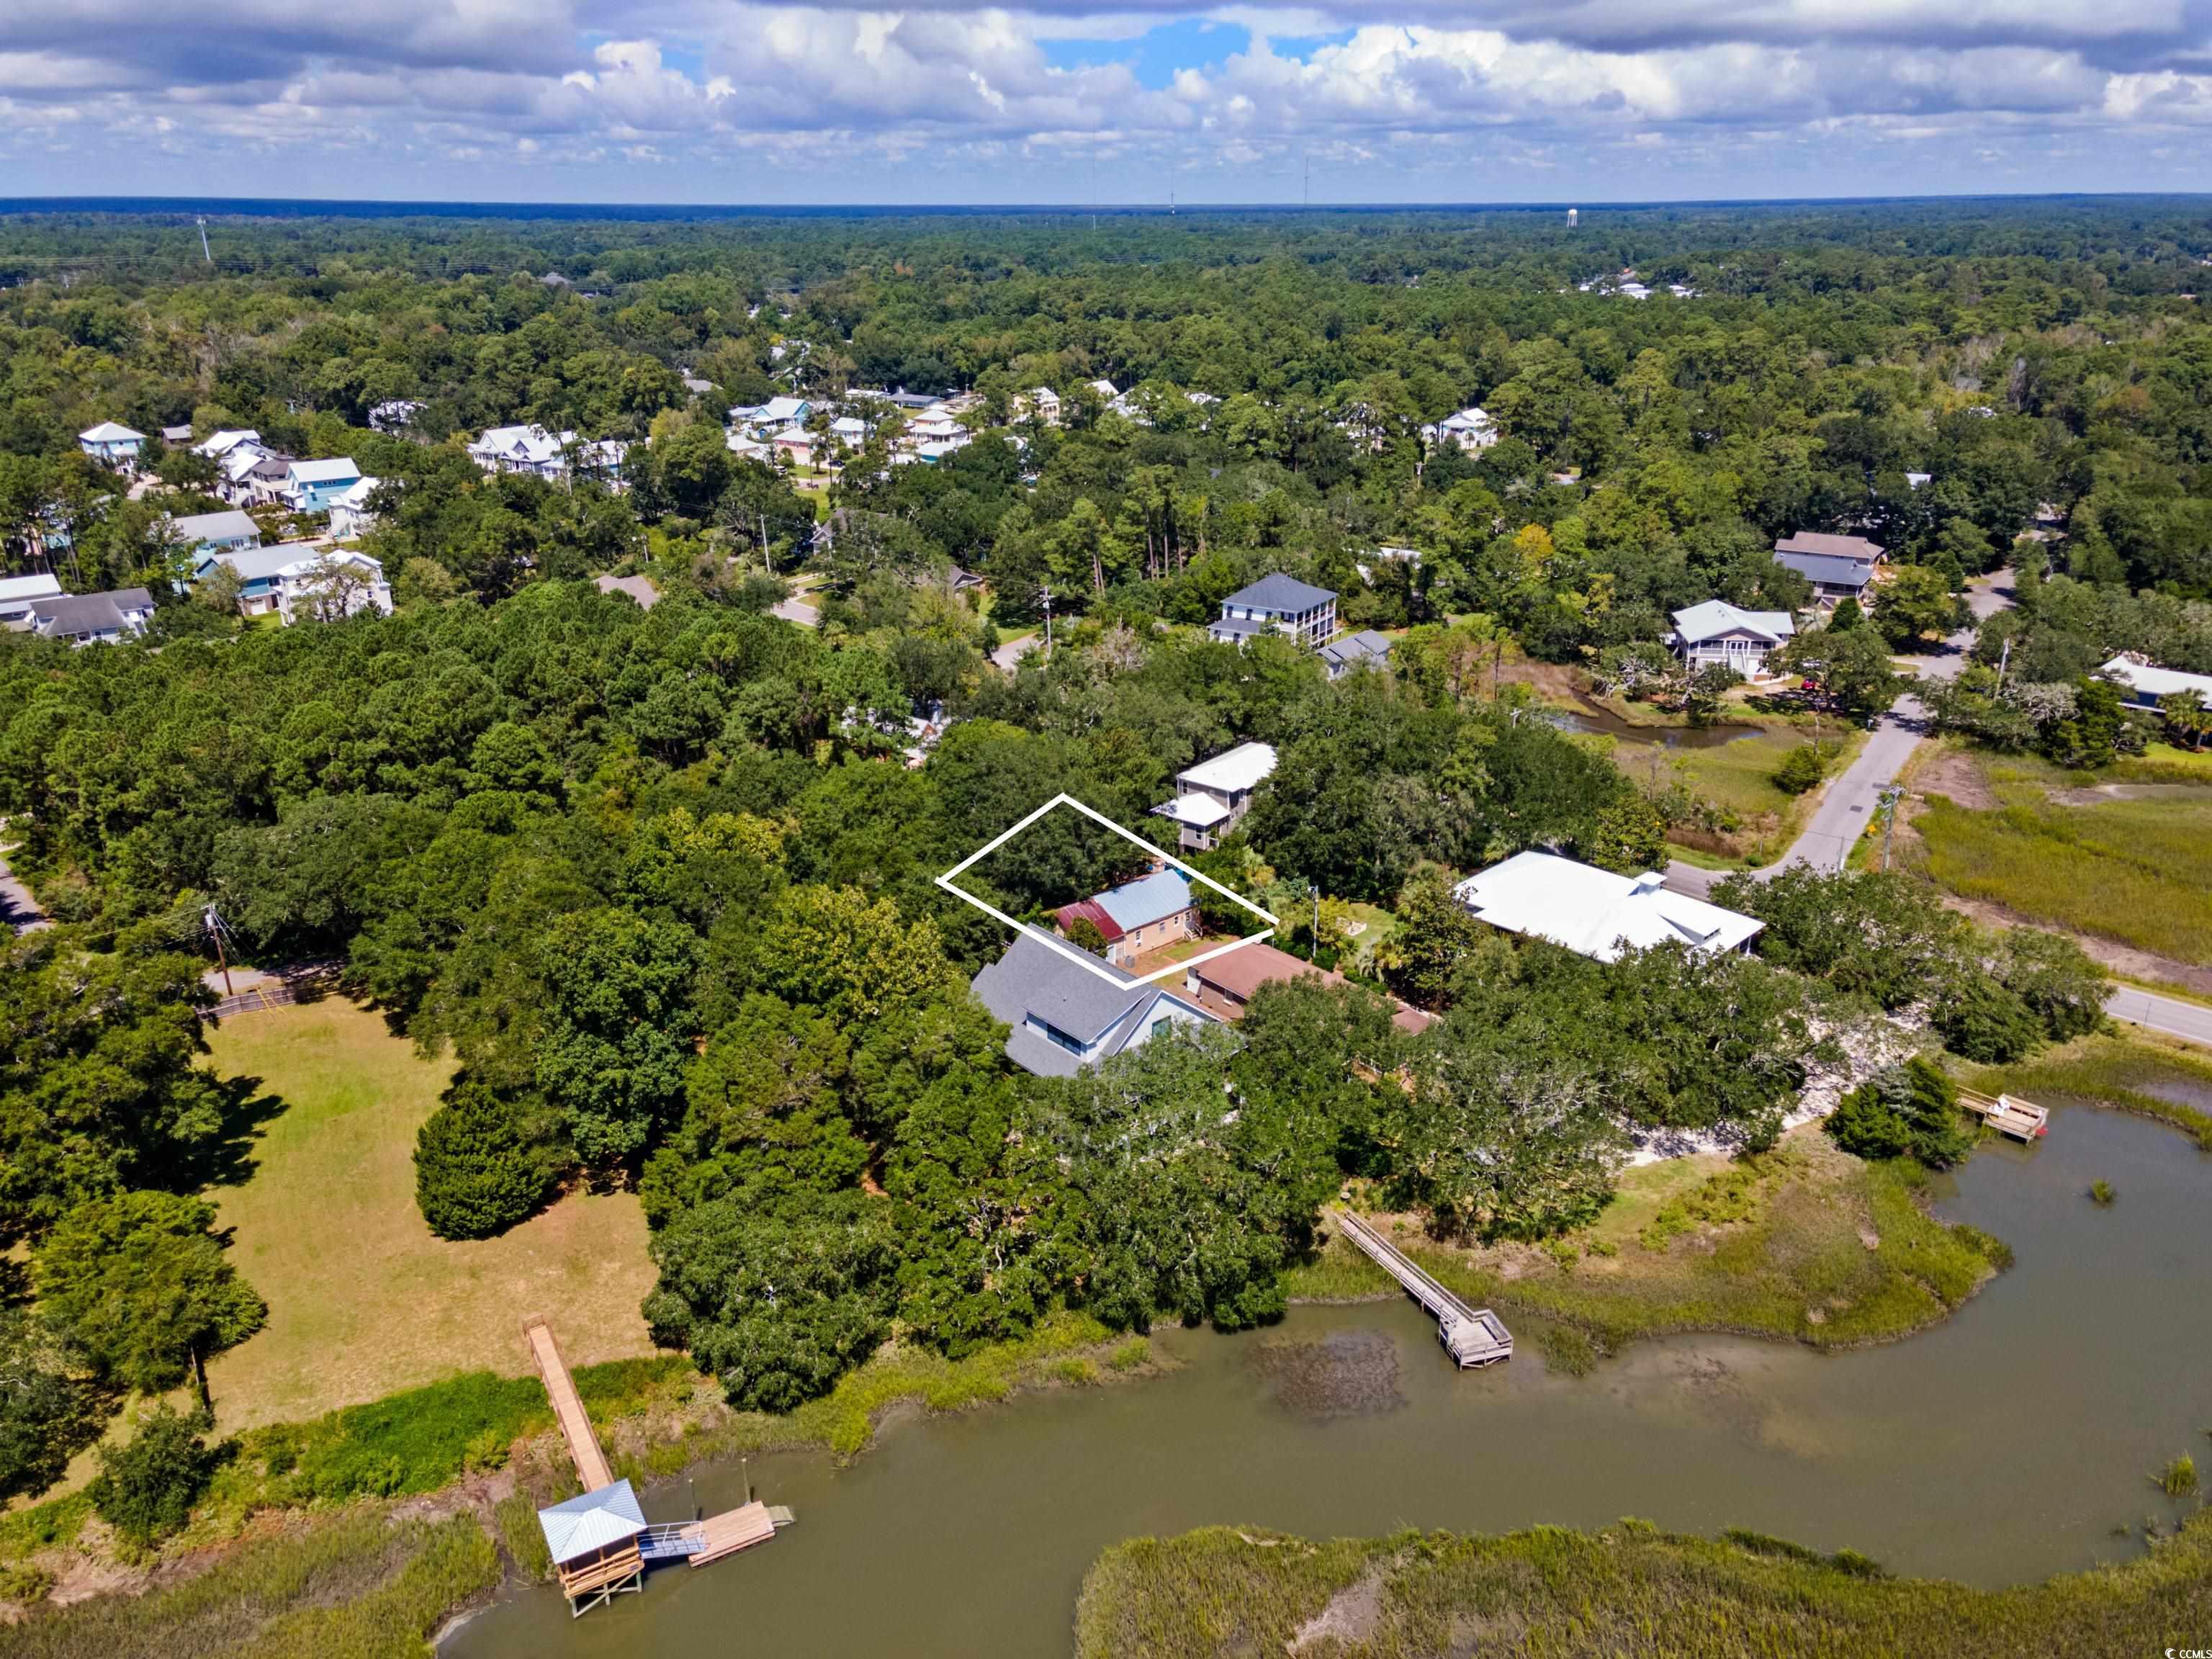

{"left": 0, "top": 0, "right": 2208, "bottom": 197}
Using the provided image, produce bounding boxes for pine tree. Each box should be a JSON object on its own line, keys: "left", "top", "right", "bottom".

{"left": 413, "top": 1082, "right": 564, "bottom": 1241}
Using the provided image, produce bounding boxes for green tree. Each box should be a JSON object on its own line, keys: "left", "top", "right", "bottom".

{"left": 1579, "top": 795, "right": 1668, "bottom": 874}
{"left": 1376, "top": 863, "right": 1485, "bottom": 1010}
{"left": 413, "top": 1080, "right": 566, "bottom": 1240}
{"left": 86, "top": 1403, "right": 221, "bottom": 1552}
{"left": 1826, "top": 1058, "right": 1971, "bottom": 1169}
{"left": 1873, "top": 565, "right": 1968, "bottom": 649}
{"left": 35, "top": 1191, "right": 266, "bottom": 1413}
{"left": 1390, "top": 1025, "right": 1627, "bottom": 1238}
{"left": 1714, "top": 867, "right": 1968, "bottom": 1011}
{"left": 0, "top": 1310, "right": 99, "bottom": 1503}
{"left": 755, "top": 885, "right": 954, "bottom": 1022}
{"left": 1995, "top": 929, "right": 2108, "bottom": 1043}
{"left": 1933, "top": 974, "right": 2045, "bottom": 1064}
{"left": 532, "top": 907, "right": 699, "bottom": 1169}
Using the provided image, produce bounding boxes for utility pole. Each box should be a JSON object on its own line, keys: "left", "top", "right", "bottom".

{"left": 1876, "top": 786, "right": 1905, "bottom": 871}
{"left": 197, "top": 217, "right": 212, "bottom": 264}
{"left": 1995, "top": 634, "right": 2011, "bottom": 693}
{"left": 202, "top": 903, "right": 235, "bottom": 996}
{"left": 1040, "top": 586, "right": 1054, "bottom": 658}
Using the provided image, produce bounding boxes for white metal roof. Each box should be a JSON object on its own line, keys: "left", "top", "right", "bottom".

{"left": 1452, "top": 850, "right": 1763, "bottom": 963}
{"left": 169, "top": 508, "right": 261, "bottom": 544}
{"left": 79, "top": 421, "right": 144, "bottom": 442}
{"left": 2100, "top": 655, "right": 2212, "bottom": 701}
{"left": 0, "top": 572, "right": 63, "bottom": 605}
{"left": 288, "top": 457, "right": 361, "bottom": 484}
{"left": 1177, "top": 741, "right": 1277, "bottom": 796}
{"left": 536, "top": 1479, "right": 647, "bottom": 1565}
{"left": 194, "top": 428, "right": 262, "bottom": 458}
{"left": 1671, "top": 600, "right": 1795, "bottom": 646}
{"left": 1154, "top": 793, "right": 1235, "bottom": 828}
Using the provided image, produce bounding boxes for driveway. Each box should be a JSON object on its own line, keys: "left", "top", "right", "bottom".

{"left": 1, "top": 845, "right": 50, "bottom": 932}
{"left": 991, "top": 632, "right": 1039, "bottom": 672}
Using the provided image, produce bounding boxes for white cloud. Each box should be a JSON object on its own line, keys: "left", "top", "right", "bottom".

{"left": 0, "top": 0, "right": 2208, "bottom": 197}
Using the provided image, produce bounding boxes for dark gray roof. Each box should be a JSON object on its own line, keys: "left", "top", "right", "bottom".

{"left": 970, "top": 928, "right": 1209, "bottom": 1078}
{"left": 1773, "top": 549, "right": 1875, "bottom": 588}
{"left": 1207, "top": 615, "right": 1272, "bottom": 639}
{"left": 1223, "top": 573, "right": 1336, "bottom": 615}
{"left": 1320, "top": 629, "right": 1394, "bottom": 672}
{"left": 30, "top": 588, "right": 152, "bottom": 638}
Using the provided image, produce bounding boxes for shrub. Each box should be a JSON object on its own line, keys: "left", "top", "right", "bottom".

{"left": 1826, "top": 1058, "right": 1972, "bottom": 1169}
{"left": 413, "top": 1081, "right": 565, "bottom": 1241}
{"left": 2090, "top": 1179, "right": 2115, "bottom": 1206}
{"left": 88, "top": 1405, "right": 222, "bottom": 1550}
{"left": 1773, "top": 744, "right": 1830, "bottom": 796}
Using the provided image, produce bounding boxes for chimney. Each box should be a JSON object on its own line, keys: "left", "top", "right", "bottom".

{"left": 1629, "top": 871, "right": 1667, "bottom": 895}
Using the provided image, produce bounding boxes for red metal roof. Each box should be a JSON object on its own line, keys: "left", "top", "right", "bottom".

{"left": 1054, "top": 899, "right": 1124, "bottom": 943}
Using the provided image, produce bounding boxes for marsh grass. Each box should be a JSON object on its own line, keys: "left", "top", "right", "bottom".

{"left": 2090, "top": 1179, "right": 2116, "bottom": 1205}
{"left": 5, "top": 1510, "right": 499, "bottom": 1659}
{"left": 2158, "top": 1455, "right": 2198, "bottom": 1498}
{"left": 1075, "top": 1516, "right": 2212, "bottom": 1659}
{"left": 1970, "top": 1033, "right": 2212, "bottom": 1151}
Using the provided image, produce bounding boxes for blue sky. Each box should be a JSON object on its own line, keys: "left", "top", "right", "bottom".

{"left": 2, "top": 2, "right": 2211, "bottom": 203}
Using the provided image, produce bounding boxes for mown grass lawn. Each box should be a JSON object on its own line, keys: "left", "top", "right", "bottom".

{"left": 1912, "top": 786, "right": 2212, "bottom": 965}
{"left": 201, "top": 999, "right": 657, "bottom": 1432}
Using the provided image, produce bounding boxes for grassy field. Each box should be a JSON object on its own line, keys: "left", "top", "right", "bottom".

{"left": 1074, "top": 1515, "right": 2212, "bottom": 1659}
{"left": 202, "top": 999, "right": 657, "bottom": 1431}
{"left": 1912, "top": 786, "right": 2212, "bottom": 965}
{"left": 1597, "top": 711, "right": 1866, "bottom": 866}
{"left": 1284, "top": 1130, "right": 2005, "bottom": 1358}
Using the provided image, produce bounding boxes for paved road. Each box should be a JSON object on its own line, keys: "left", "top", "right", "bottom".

{"left": 991, "top": 631, "right": 1039, "bottom": 672}
{"left": 770, "top": 595, "right": 819, "bottom": 628}
{"left": 2105, "top": 986, "right": 2212, "bottom": 1049}
{"left": 0, "top": 845, "right": 49, "bottom": 933}
{"left": 1666, "top": 571, "right": 2010, "bottom": 900}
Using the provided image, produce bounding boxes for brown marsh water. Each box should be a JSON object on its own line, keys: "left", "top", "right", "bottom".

{"left": 445, "top": 1101, "right": 2212, "bottom": 1659}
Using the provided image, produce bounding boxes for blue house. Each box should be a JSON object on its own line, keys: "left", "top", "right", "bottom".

{"left": 970, "top": 927, "right": 1216, "bottom": 1077}
{"left": 284, "top": 457, "right": 364, "bottom": 514}
{"left": 78, "top": 421, "right": 145, "bottom": 467}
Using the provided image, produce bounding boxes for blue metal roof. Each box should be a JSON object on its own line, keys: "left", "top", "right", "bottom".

{"left": 1094, "top": 869, "right": 1194, "bottom": 933}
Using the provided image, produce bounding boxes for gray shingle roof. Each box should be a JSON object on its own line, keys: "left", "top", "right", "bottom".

{"left": 1223, "top": 573, "right": 1336, "bottom": 614}
{"left": 30, "top": 588, "right": 152, "bottom": 639}
{"left": 970, "top": 927, "right": 1210, "bottom": 1077}
{"left": 1774, "top": 549, "right": 1875, "bottom": 588}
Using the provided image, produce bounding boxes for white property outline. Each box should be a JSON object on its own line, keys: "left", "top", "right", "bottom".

{"left": 936, "top": 791, "right": 1281, "bottom": 989}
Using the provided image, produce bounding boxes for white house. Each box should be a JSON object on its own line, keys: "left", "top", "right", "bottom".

{"left": 1015, "top": 387, "right": 1062, "bottom": 425}
{"left": 1452, "top": 850, "right": 1764, "bottom": 963}
{"left": 573, "top": 439, "right": 629, "bottom": 484}
{"left": 327, "top": 477, "right": 385, "bottom": 541}
{"left": 1319, "top": 630, "right": 1395, "bottom": 680}
{"left": 1670, "top": 600, "right": 1796, "bottom": 679}
{"left": 0, "top": 572, "right": 63, "bottom": 629}
{"left": 1424, "top": 407, "right": 1499, "bottom": 453}
{"left": 2098, "top": 654, "right": 2212, "bottom": 714}
{"left": 829, "top": 416, "right": 870, "bottom": 449}
{"left": 1208, "top": 574, "right": 1339, "bottom": 650}
{"left": 725, "top": 430, "right": 772, "bottom": 462}
{"left": 467, "top": 424, "right": 576, "bottom": 479}
{"left": 220, "top": 448, "right": 295, "bottom": 508}
{"left": 193, "top": 428, "right": 263, "bottom": 461}
{"left": 78, "top": 422, "right": 145, "bottom": 467}
{"left": 1153, "top": 740, "right": 1276, "bottom": 852}
{"left": 168, "top": 508, "right": 262, "bottom": 558}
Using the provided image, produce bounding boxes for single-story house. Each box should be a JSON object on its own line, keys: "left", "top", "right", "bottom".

{"left": 2098, "top": 654, "right": 2212, "bottom": 713}
{"left": 1320, "top": 629, "right": 1394, "bottom": 680}
{"left": 1424, "top": 406, "right": 1499, "bottom": 452}
{"left": 1452, "top": 850, "right": 1763, "bottom": 963}
{"left": 1208, "top": 574, "right": 1339, "bottom": 651}
{"left": 194, "top": 544, "right": 392, "bottom": 622}
{"left": 769, "top": 428, "right": 818, "bottom": 465}
{"left": 971, "top": 927, "right": 1216, "bottom": 1077}
{"left": 0, "top": 572, "right": 66, "bottom": 627}
{"left": 1153, "top": 741, "right": 1276, "bottom": 852}
{"left": 327, "top": 477, "right": 385, "bottom": 541}
{"left": 1183, "top": 942, "right": 1341, "bottom": 1021}
{"left": 27, "top": 588, "right": 156, "bottom": 646}
{"left": 726, "top": 431, "right": 772, "bottom": 462}
{"left": 1773, "top": 531, "right": 1883, "bottom": 607}
{"left": 1056, "top": 868, "right": 1200, "bottom": 968}
{"left": 284, "top": 458, "right": 364, "bottom": 515}
{"left": 78, "top": 422, "right": 145, "bottom": 467}
{"left": 912, "top": 439, "right": 968, "bottom": 464}
{"left": 169, "top": 508, "right": 262, "bottom": 558}
{"left": 467, "top": 424, "right": 576, "bottom": 479}
{"left": 160, "top": 424, "right": 194, "bottom": 445}
{"left": 1670, "top": 600, "right": 1795, "bottom": 678}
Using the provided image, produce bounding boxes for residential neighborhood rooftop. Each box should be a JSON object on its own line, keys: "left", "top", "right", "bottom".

{"left": 1452, "top": 850, "right": 1764, "bottom": 963}
{"left": 970, "top": 927, "right": 1213, "bottom": 1078}
{"left": 1223, "top": 572, "right": 1337, "bottom": 613}
{"left": 1672, "top": 600, "right": 1796, "bottom": 644}
{"left": 1178, "top": 740, "right": 1277, "bottom": 795}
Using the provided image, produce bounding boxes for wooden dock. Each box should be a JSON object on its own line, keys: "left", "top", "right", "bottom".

{"left": 523, "top": 1316, "right": 613, "bottom": 1491}
{"left": 1959, "top": 1087, "right": 2049, "bottom": 1142}
{"left": 1332, "top": 1210, "right": 1512, "bottom": 1367}
{"left": 639, "top": 1501, "right": 790, "bottom": 1568}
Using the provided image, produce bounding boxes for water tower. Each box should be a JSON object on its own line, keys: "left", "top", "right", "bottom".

{"left": 1567, "top": 207, "right": 1578, "bottom": 229}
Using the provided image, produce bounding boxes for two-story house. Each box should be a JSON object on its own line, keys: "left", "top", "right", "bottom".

{"left": 1773, "top": 532, "right": 1882, "bottom": 608}
{"left": 969, "top": 927, "right": 1216, "bottom": 1077}
{"left": 0, "top": 572, "right": 65, "bottom": 629}
{"left": 194, "top": 544, "right": 393, "bottom": 622}
{"left": 284, "top": 458, "right": 365, "bottom": 515}
{"left": 78, "top": 422, "right": 145, "bottom": 468}
{"left": 468, "top": 424, "right": 576, "bottom": 480}
{"left": 1153, "top": 741, "right": 1277, "bottom": 852}
{"left": 1207, "top": 574, "right": 1339, "bottom": 650}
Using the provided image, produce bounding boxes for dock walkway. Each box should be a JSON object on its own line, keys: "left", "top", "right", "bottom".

{"left": 1332, "top": 1210, "right": 1512, "bottom": 1367}
{"left": 523, "top": 1316, "right": 613, "bottom": 1491}
{"left": 1959, "top": 1087, "right": 2049, "bottom": 1142}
